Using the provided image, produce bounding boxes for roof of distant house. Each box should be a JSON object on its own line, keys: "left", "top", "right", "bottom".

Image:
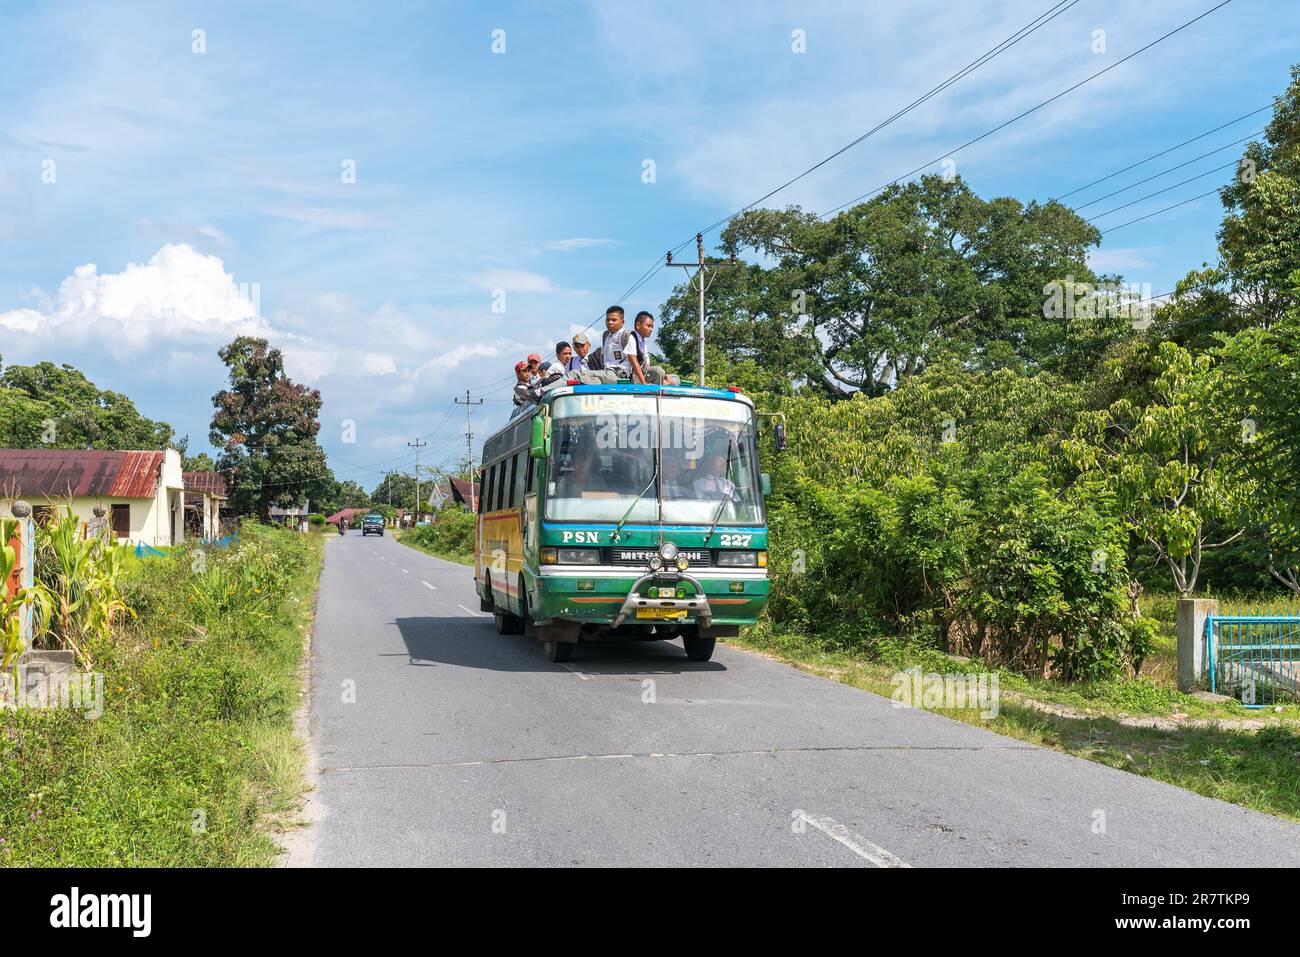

{"left": 325, "top": 506, "right": 372, "bottom": 524}
{"left": 448, "top": 477, "right": 479, "bottom": 507}
{"left": 183, "top": 470, "right": 228, "bottom": 497}
{"left": 0, "top": 448, "right": 167, "bottom": 499}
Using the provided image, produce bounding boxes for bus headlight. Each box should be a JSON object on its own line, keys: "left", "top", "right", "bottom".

{"left": 659, "top": 541, "right": 679, "bottom": 562}
{"left": 556, "top": 548, "right": 601, "bottom": 565}
{"left": 648, "top": 555, "right": 664, "bottom": 571}
{"left": 676, "top": 556, "right": 690, "bottom": 571}
{"left": 716, "top": 550, "right": 759, "bottom": 567}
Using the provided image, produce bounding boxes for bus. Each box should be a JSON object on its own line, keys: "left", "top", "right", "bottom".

{"left": 473, "top": 380, "right": 778, "bottom": 663}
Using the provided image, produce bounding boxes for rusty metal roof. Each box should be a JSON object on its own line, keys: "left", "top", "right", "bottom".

{"left": 449, "top": 477, "right": 479, "bottom": 508}
{"left": 0, "top": 448, "right": 164, "bottom": 499}
{"left": 183, "top": 471, "right": 228, "bottom": 497}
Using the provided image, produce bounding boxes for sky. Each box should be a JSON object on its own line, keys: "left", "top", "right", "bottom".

{"left": 0, "top": 0, "right": 1297, "bottom": 490}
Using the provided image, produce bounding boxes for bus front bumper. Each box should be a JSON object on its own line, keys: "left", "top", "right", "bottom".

{"left": 533, "top": 566, "right": 767, "bottom": 627}
{"left": 611, "top": 572, "right": 711, "bottom": 629}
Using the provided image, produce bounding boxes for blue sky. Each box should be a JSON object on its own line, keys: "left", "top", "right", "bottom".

{"left": 1, "top": 0, "right": 1297, "bottom": 490}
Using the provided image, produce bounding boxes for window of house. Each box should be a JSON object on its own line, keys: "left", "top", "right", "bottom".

{"left": 110, "top": 503, "right": 130, "bottom": 538}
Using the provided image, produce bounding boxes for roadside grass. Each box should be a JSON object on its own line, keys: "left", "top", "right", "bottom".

{"left": 0, "top": 524, "right": 322, "bottom": 866}
{"left": 395, "top": 528, "right": 474, "bottom": 566}
{"left": 734, "top": 619, "right": 1300, "bottom": 822}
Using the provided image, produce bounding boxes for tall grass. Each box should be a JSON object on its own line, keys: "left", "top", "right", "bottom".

{"left": 0, "top": 521, "right": 321, "bottom": 866}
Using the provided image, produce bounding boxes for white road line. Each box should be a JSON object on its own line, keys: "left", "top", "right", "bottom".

{"left": 560, "top": 663, "right": 590, "bottom": 681}
{"left": 401, "top": 569, "right": 410, "bottom": 574}
{"left": 457, "top": 604, "right": 489, "bottom": 617}
{"left": 421, "top": 580, "right": 436, "bottom": 590}
{"left": 800, "top": 815, "right": 910, "bottom": 868}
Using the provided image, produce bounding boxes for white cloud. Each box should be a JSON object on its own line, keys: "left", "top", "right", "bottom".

{"left": 0, "top": 243, "right": 269, "bottom": 361}
{"left": 544, "top": 237, "right": 618, "bottom": 253}
{"left": 264, "top": 205, "right": 392, "bottom": 230}
{"left": 361, "top": 353, "right": 397, "bottom": 375}
{"left": 468, "top": 269, "right": 559, "bottom": 293}
{"left": 1088, "top": 247, "right": 1158, "bottom": 276}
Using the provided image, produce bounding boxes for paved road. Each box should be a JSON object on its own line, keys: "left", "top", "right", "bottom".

{"left": 292, "top": 531, "right": 1300, "bottom": 867}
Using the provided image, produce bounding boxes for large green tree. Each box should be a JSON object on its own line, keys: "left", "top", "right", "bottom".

{"left": 657, "top": 175, "right": 1111, "bottom": 397}
{"left": 0, "top": 358, "right": 179, "bottom": 450}
{"left": 209, "top": 337, "right": 330, "bottom": 520}
{"left": 1156, "top": 65, "right": 1300, "bottom": 346}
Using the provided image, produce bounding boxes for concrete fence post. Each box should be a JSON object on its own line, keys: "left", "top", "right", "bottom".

{"left": 1177, "top": 597, "right": 1218, "bottom": 692}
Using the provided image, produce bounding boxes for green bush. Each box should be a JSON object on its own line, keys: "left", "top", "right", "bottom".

{"left": 404, "top": 508, "right": 476, "bottom": 560}
{"left": 761, "top": 364, "right": 1151, "bottom": 682}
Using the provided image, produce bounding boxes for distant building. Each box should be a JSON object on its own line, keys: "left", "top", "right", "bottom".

{"left": 448, "top": 477, "right": 480, "bottom": 511}
{"left": 0, "top": 448, "right": 186, "bottom": 546}
{"left": 268, "top": 502, "right": 310, "bottom": 526}
{"left": 183, "top": 470, "right": 229, "bottom": 540}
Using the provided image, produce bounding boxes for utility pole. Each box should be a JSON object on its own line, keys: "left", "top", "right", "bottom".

{"left": 665, "top": 232, "right": 741, "bottom": 388}
{"left": 407, "top": 439, "right": 427, "bottom": 524}
{"left": 455, "top": 390, "right": 484, "bottom": 510}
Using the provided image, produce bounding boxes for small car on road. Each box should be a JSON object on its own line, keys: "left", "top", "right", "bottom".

{"left": 361, "top": 513, "right": 385, "bottom": 536}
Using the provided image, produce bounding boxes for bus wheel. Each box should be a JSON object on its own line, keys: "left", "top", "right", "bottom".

{"left": 492, "top": 587, "right": 519, "bottom": 635}
{"left": 542, "top": 639, "right": 573, "bottom": 663}
{"left": 682, "top": 628, "right": 716, "bottom": 662}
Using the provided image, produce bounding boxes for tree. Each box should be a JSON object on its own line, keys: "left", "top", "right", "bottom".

{"left": 1156, "top": 64, "right": 1300, "bottom": 345}
{"left": 657, "top": 175, "right": 1108, "bottom": 397}
{"left": 1210, "top": 278, "right": 1300, "bottom": 590}
{"left": 370, "top": 471, "right": 419, "bottom": 512}
{"left": 209, "top": 337, "right": 330, "bottom": 520}
{"left": 1066, "top": 341, "right": 1246, "bottom": 595}
{"left": 183, "top": 452, "right": 216, "bottom": 471}
{"left": 0, "top": 358, "right": 179, "bottom": 450}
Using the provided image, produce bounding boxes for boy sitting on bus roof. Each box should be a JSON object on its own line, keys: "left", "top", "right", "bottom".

{"left": 512, "top": 360, "right": 541, "bottom": 408}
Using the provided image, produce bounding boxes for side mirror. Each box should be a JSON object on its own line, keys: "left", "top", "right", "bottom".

{"left": 530, "top": 414, "right": 551, "bottom": 458}
{"left": 773, "top": 421, "right": 787, "bottom": 451}
{"left": 760, "top": 473, "right": 772, "bottom": 497}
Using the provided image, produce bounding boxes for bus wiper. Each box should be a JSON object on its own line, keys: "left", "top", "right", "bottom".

{"left": 612, "top": 466, "right": 657, "bottom": 544}
{"left": 703, "top": 438, "right": 736, "bottom": 545}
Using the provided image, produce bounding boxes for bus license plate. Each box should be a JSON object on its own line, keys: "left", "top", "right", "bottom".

{"left": 636, "top": 608, "right": 686, "bottom": 620}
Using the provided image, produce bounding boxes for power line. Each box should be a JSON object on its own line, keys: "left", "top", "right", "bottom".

{"left": 568, "top": 0, "right": 1088, "bottom": 345}
{"left": 1051, "top": 104, "right": 1270, "bottom": 201}
{"left": 817, "top": 0, "right": 1235, "bottom": 220}
{"left": 1086, "top": 160, "right": 1238, "bottom": 221}
{"left": 1100, "top": 186, "right": 1222, "bottom": 234}
{"left": 687, "top": 0, "right": 1085, "bottom": 247}
{"left": 1070, "top": 130, "right": 1261, "bottom": 211}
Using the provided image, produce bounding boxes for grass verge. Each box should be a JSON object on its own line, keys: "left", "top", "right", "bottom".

{"left": 734, "top": 620, "right": 1300, "bottom": 822}
{"left": 395, "top": 528, "right": 473, "bottom": 566}
{"left": 0, "top": 523, "right": 323, "bottom": 866}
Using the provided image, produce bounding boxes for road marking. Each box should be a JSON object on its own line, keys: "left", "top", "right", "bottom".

{"left": 799, "top": 815, "right": 910, "bottom": 868}
{"left": 421, "top": 580, "right": 436, "bottom": 590}
{"left": 561, "top": 664, "right": 590, "bottom": 681}
{"left": 401, "top": 568, "right": 410, "bottom": 574}
{"left": 458, "top": 604, "right": 489, "bottom": 617}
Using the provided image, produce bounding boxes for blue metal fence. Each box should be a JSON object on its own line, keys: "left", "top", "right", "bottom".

{"left": 1207, "top": 612, "right": 1300, "bottom": 708}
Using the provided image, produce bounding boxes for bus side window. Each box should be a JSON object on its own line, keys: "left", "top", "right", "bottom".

{"left": 496, "top": 460, "right": 508, "bottom": 510}
{"left": 487, "top": 463, "right": 499, "bottom": 512}
{"left": 513, "top": 450, "right": 528, "bottom": 504}
{"left": 506, "top": 454, "right": 519, "bottom": 509}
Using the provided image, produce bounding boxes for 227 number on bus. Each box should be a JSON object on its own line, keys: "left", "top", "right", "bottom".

{"left": 718, "top": 534, "right": 752, "bottom": 547}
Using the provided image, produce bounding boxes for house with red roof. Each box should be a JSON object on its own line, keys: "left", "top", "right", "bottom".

{"left": 0, "top": 447, "right": 187, "bottom": 546}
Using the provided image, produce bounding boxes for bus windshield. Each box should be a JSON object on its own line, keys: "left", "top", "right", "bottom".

{"left": 544, "top": 393, "right": 763, "bottom": 526}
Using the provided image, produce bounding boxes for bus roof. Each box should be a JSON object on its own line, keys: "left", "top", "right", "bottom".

{"left": 481, "top": 383, "right": 755, "bottom": 458}
{"left": 543, "top": 382, "right": 759, "bottom": 408}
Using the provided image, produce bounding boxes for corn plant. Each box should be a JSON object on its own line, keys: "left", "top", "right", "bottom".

{"left": 34, "top": 508, "right": 132, "bottom": 667}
